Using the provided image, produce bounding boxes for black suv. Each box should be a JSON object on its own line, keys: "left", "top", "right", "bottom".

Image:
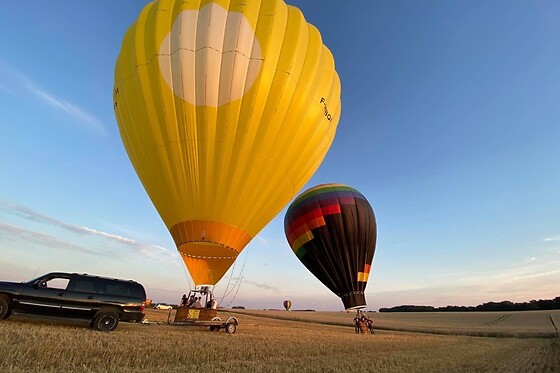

{"left": 0, "top": 272, "right": 146, "bottom": 332}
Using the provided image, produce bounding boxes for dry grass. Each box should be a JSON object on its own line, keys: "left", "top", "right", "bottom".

{"left": 0, "top": 309, "right": 558, "bottom": 372}
{"left": 231, "top": 309, "right": 560, "bottom": 338}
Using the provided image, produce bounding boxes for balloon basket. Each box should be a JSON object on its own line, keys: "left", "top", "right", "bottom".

{"left": 174, "top": 307, "right": 217, "bottom": 322}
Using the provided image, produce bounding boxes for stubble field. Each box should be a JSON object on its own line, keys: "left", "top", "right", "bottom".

{"left": 231, "top": 309, "right": 560, "bottom": 338}
{"left": 0, "top": 309, "right": 558, "bottom": 372}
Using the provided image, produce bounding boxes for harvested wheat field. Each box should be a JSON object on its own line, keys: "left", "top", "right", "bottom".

{"left": 0, "top": 309, "right": 558, "bottom": 373}
{"left": 231, "top": 309, "right": 560, "bottom": 337}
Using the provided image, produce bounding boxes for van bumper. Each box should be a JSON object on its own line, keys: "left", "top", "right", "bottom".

{"left": 121, "top": 310, "right": 144, "bottom": 322}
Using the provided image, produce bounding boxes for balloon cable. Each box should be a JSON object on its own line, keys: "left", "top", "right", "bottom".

{"left": 178, "top": 253, "right": 194, "bottom": 293}
{"left": 220, "top": 246, "right": 239, "bottom": 300}
{"left": 219, "top": 243, "right": 250, "bottom": 307}
{"left": 218, "top": 248, "right": 247, "bottom": 301}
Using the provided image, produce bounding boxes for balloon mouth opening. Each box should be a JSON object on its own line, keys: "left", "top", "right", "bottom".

{"left": 341, "top": 292, "right": 366, "bottom": 310}
{"left": 170, "top": 220, "right": 251, "bottom": 256}
{"left": 193, "top": 284, "right": 214, "bottom": 291}
{"left": 178, "top": 244, "right": 238, "bottom": 286}
{"left": 179, "top": 241, "right": 238, "bottom": 259}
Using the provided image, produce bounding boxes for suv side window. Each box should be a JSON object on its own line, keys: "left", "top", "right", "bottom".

{"left": 67, "top": 277, "right": 97, "bottom": 293}
{"left": 98, "top": 279, "right": 128, "bottom": 297}
{"left": 97, "top": 279, "right": 144, "bottom": 299}
{"left": 129, "top": 283, "right": 146, "bottom": 299}
{"left": 43, "top": 277, "right": 70, "bottom": 290}
{"left": 107, "top": 282, "right": 128, "bottom": 296}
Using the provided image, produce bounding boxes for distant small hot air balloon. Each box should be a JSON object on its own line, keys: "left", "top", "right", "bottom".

{"left": 114, "top": 0, "right": 341, "bottom": 287}
{"left": 284, "top": 184, "right": 377, "bottom": 310}
{"left": 283, "top": 300, "right": 292, "bottom": 311}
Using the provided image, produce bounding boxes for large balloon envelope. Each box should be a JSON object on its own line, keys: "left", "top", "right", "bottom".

{"left": 283, "top": 300, "right": 292, "bottom": 311}
{"left": 284, "top": 184, "right": 377, "bottom": 310}
{"left": 114, "top": 0, "right": 340, "bottom": 285}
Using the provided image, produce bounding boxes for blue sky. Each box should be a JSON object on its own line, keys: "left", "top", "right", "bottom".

{"left": 1, "top": 1, "right": 559, "bottom": 311}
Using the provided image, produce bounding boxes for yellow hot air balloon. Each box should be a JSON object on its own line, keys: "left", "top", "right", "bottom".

{"left": 113, "top": 0, "right": 341, "bottom": 286}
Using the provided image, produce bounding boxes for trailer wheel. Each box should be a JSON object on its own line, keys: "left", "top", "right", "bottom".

{"left": 225, "top": 322, "right": 236, "bottom": 334}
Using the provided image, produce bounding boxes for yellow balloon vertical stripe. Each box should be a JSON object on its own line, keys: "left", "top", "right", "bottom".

{"left": 114, "top": 0, "right": 341, "bottom": 285}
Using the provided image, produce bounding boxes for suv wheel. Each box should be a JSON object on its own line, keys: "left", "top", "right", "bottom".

{"left": 92, "top": 311, "right": 120, "bottom": 332}
{"left": 0, "top": 297, "right": 10, "bottom": 319}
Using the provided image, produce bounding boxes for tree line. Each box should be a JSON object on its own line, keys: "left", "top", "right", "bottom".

{"left": 379, "top": 296, "right": 560, "bottom": 312}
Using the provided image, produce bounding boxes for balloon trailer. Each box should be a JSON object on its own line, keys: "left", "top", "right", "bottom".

{"left": 171, "top": 287, "right": 238, "bottom": 334}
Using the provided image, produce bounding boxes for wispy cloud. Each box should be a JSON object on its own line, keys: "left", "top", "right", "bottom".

{"left": 0, "top": 62, "right": 108, "bottom": 136}
{"left": 543, "top": 235, "right": 560, "bottom": 242}
{"left": 511, "top": 269, "right": 560, "bottom": 281}
{"left": 254, "top": 235, "right": 268, "bottom": 245}
{"left": 242, "top": 278, "right": 281, "bottom": 293}
{"left": 461, "top": 259, "right": 556, "bottom": 285}
{"left": 369, "top": 252, "right": 560, "bottom": 308}
{"left": 0, "top": 222, "right": 103, "bottom": 256}
{"left": 369, "top": 268, "right": 560, "bottom": 308}
{"left": 0, "top": 200, "right": 177, "bottom": 264}
{"left": 0, "top": 81, "right": 16, "bottom": 96}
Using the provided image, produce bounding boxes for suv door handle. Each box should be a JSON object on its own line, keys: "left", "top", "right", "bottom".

{"left": 57, "top": 292, "right": 64, "bottom": 296}
{"left": 87, "top": 295, "right": 94, "bottom": 299}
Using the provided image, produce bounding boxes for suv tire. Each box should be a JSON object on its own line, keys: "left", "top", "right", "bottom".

{"left": 0, "top": 296, "right": 10, "bottom": 319}
{"left": 92, "top": 311, "right": 120, "bottom": 332}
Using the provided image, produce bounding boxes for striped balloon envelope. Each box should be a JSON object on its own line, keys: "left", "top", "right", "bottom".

{"left": 283, "top": 300, "right": 292, "bottom": 311}
{"left": 284, "top": 184, "right": 377, "bottom": 310}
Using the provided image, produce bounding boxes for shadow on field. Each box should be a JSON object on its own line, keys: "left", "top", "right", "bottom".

{"left": 5, "top": 315, "right": 91, "bottom": 330}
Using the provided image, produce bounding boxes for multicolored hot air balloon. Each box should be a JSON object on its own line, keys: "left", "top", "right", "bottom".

{"left": 284, "top": 184, "right": 377, "bottom": 310}
{"left": 114, "top": 0, "right": 341, "bottom": 286}
{"left": 283, "top": 300, "right": 292, "bottom": 311}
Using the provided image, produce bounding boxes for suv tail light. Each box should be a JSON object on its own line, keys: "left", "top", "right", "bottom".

{"left": 140, "top": 301, "right": 146, "bottom": 312}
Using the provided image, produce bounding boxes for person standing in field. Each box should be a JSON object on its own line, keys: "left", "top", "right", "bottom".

{"left": 353, "top": 313, "right": 361, "bottom": 334}
{"left": 366, "top": 315, "right": 375, "bottom": 334}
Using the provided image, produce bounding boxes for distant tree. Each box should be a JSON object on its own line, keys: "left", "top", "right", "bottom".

{"left": 378, "top": 296, "right": 560, "bottom": 312}
{"left": 379, "top": 305, "right": 435, "bottom": 312}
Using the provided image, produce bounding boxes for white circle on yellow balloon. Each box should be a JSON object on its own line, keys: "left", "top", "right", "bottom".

{"left": 158, "top": 2, "right": 263, "bottom": 107}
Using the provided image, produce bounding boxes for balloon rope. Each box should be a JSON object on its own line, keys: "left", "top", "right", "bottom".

{"left": 218, "top": 272, "right": 242, "bottom": 300}
{"left": 219, "top": 247, "right": 239, "bottom": 300}
{"left": 178, "top": 255, "right": 193, "bottom": 292}
{"left": 221, "top": 271, "right": 244, "bottom": 308}
{"left": 218, "top": 245, "right": 248, "bottom": 301}
{"left": 219, "top": 243, "right": 250, "bottom": 307}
